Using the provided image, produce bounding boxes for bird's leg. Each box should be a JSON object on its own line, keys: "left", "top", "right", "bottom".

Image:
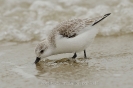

{"left": 84, "top": 50, "right": 87, "bottom": 59}
{"left": 72, "top": 52, "right": 77, "bottom": 59}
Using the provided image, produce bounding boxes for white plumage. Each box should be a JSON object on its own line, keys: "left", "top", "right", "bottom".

{"left": 34, "top": 13, "right": 111, "bottom": 64}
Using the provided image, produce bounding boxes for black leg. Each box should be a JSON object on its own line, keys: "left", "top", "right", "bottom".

{"left": 72, "top": 52, "right": 77, "bottom": 59}
{"left": 84, "top": 50, "right": 87, "bottom": 59}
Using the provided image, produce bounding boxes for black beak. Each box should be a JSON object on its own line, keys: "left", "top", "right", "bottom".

{"left": 34, "top": 57, "right": 41, "bottom": 64}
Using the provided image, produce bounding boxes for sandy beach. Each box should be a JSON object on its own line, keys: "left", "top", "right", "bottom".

{"left": 0, "top": 34, "right": 133, "bottom": 88}
{"left": 0, "top": 0, "right": 133, "bottom": 88}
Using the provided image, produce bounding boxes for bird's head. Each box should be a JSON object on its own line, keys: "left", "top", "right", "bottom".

{"left": 34, "top": 39, "right": 52, "bottom": 64}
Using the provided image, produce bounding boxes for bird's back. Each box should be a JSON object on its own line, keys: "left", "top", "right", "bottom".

{"left": 48, "top": 13, "right": 111, "bottom": 48}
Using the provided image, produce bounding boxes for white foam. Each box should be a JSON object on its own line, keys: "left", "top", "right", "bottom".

{"left": 0, "top": 0, "right": 133, "bottom": 42}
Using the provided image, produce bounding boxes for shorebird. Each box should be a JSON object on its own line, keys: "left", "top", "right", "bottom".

{"left": 34, "top": 13, "right": 111, "bottom": 64}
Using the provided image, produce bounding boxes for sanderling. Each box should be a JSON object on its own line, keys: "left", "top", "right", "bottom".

{"left": 34, "top": 13, "right": 111, "bottom": 64}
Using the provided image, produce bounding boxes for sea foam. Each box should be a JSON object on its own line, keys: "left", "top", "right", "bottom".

{"left": 0, "top": 0, "right": 133, "bottom": 42}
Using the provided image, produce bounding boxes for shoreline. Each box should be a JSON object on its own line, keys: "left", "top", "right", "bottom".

{"left": 0, "top": 34, "right": 133, "bottom": 88}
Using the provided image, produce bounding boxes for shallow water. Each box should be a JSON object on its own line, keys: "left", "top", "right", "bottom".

{"left": 0, "top": 34, "right": 133, "bottom": 88}
{"left": 0, "top": 0, "right": 133, "bottom": 88}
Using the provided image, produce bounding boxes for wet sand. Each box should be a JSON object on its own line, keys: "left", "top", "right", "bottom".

{"left": 0, "top": 34, "right": 133, "bottom": 88}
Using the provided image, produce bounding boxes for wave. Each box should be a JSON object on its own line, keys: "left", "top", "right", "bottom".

{"left": 0, "top": 0, "right": 133, "bottom": 42}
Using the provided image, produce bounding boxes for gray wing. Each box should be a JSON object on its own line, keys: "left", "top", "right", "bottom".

{"left": 56, "top": 13, "right": 111, "bottom": 38}
{"left": 56, "top": 18, "right": 87, "bottom": 38}
{"left": 48, "top": 13, "right": 111, "bottom": 47}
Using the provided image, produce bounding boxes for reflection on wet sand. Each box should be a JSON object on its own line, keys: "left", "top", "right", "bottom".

{"left": 0, "top": 34, "right": 133, "bottom": 88}
{"left": 35, "top": 58, "right": 86, "bottom": 73}
{"left": 35, "top": 58, "right": 89, "bottom": 80}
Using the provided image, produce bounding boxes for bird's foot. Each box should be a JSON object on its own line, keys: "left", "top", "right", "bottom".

{"left": 84, "top": 56, "right": 87, "bottom": 59}
{"left": 72, "top": 53, "right": 77, "bottom": 59}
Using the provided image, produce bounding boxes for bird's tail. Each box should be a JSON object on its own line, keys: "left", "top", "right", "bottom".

{"left": 92, "top": 13, "right": 111, "bottom": 26}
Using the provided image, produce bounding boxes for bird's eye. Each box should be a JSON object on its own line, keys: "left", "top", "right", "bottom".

{"left": 40, "top": 50, "right": 44, "bottom": 54}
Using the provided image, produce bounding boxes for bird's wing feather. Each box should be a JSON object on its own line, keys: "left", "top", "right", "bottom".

{"left": 55, "top": 13, "right": 111, "bottom": 38}
{"left": 48, "top": 13, "right": 111, "bottom": 47}
{"left": 56, "top": 18, "right": 91, "bottom": 38}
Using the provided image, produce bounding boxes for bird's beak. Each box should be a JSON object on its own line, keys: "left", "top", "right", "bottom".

{"left": 34, "top": 57, "right": 41, "bottom": 64}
